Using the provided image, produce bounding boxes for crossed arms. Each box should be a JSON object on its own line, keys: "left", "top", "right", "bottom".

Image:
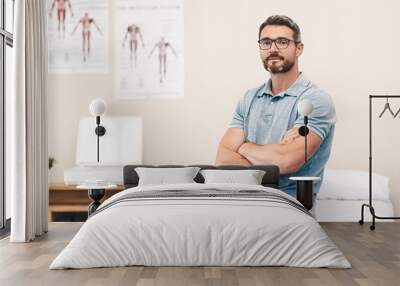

{"left": 215, "top": 127, "right": 322, "bottom": 175}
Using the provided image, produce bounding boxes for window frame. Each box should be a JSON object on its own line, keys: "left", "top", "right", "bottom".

{"left": 0, "top": 0, "right": 14, "bottom": 233}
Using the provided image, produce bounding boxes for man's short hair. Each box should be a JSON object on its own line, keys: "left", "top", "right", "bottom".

{"left": 259, "top": 15, "right": 301, "bottom": 42}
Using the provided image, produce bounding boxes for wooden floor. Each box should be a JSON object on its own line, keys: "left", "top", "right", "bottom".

{"left": 0, "top": 222, "right": 399, "bottom": 286}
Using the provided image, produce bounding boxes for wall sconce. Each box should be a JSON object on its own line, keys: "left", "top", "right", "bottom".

{"left": 89, "top": 98, "right": 107, "bottom": 163}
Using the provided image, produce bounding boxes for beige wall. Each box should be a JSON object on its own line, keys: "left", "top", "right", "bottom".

{"left": 48, "top": 0, "right": 400, "bottom": 214}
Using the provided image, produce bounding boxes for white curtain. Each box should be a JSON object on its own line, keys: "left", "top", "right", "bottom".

{"left": 9, "top": 0, "right": 48, "bottom": 242}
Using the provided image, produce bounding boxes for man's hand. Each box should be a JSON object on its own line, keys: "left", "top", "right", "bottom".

{"left": 281, "top": 127, "right": 301, "bottom": 144}
{"left": 215, "top": 128, "right": 251, "bottom": 166}
{"left": 238, "top": 142, "right": 250, "bottom": 156}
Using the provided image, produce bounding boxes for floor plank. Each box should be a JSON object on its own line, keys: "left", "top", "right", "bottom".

{"left": 0, "top": 222, "right": 399, "bottom": 286}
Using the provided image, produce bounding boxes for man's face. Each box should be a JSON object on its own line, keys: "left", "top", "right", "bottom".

{"left": 259, "top": 25, "right": 303, "bottom": 74}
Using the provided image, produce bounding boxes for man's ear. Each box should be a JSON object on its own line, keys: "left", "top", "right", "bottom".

{"left": 296, "top": 42, "right": 304, "bottom": 57}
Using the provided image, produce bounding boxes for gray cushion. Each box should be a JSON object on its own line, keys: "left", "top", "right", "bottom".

{"left": 200, "top": 169, "right": 266, "bottom": 185}
{"left": 135, "top": 167, "right": 201, "bottom": 186}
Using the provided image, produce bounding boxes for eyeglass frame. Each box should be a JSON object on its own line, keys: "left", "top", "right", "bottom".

{"left": 258, "top": 37, "right": 300, "bottom": 50}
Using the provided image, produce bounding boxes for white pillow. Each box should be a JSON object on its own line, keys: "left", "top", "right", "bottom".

{"left": 135, "top": 167, "right": 200, "bottom": 186}
{"left": 317, "top": 169, "right": 390, "bottom": 201}
{"left": 200, "top": 169, "right": 266, "bottom": 185}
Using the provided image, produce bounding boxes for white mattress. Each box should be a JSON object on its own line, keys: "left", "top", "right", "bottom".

{"left": 316, "top": 199, "right": 394, "bottom": 222}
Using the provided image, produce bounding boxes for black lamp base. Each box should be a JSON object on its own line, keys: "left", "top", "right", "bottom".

{"left": 95, "top": 126, "right": 106, "bottom": 136}
{"left": 298, "top": 125, "right": 309, "bottom": 136}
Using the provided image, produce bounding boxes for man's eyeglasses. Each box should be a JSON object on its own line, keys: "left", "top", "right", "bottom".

{"left": 258, "top": 37, "right": 298, "bottom": 50}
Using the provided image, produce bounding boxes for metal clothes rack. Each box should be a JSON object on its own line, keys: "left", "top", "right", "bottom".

{"left": 359, "top": 95, "right": 400, "bottom": 230}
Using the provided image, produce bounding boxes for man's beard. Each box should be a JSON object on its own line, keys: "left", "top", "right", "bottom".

{"left": 262, "top": 55, "right": 295, "bottom": 74}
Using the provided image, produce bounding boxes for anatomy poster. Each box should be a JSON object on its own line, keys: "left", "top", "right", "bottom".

{"left": 47, "top": 0, "right": 108, "bottom": 73}
{"left": 115, "top": 0, "right": 184, "bottom": 99}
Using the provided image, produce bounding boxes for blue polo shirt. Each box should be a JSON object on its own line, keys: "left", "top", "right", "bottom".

{"left": 229, "top": 73, "right": 336, "bottom": 198}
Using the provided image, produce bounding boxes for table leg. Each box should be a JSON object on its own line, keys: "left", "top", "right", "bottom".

{"left": 296, "top": 181, "right": 313, "bottom": 210}
{"left": 88, "top": 188, "right": 105, "bottom": 216}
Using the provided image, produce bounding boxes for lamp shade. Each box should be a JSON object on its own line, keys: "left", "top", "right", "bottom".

{"left": 298, "top": 99, "right": 314, "bottom": 116}
{"left": 89, "top": 98, "right": 107, "bottom": 117}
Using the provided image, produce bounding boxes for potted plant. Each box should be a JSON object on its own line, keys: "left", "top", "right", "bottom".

{"left": 49, "top": 157, "right": 56, "bottom": 169}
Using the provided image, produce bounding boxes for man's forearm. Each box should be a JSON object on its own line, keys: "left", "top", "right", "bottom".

{"left": 238, "top": 130, "right": 322, "bottom": 174}
{"left": 238, "top": 142, "right": 287, "bottom": 168}
{"left": 215, "top": 146, "right": 251, "bottom": 166}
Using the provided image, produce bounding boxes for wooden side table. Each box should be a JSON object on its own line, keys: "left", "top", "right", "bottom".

{"left": 48, "top": 183, "right": 124, "bottom": 221}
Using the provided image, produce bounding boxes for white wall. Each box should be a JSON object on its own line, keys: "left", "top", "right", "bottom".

{"left": 48, "top": 0, "right": 400, "bottom": 214}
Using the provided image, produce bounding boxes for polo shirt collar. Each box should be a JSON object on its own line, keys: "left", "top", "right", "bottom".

{"left": 258, "top": 72, "right": 310, "bottom": 98}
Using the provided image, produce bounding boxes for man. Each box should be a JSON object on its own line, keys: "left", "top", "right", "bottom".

{"left": 215, "top": 15, "right": 336, "bottom": 203}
